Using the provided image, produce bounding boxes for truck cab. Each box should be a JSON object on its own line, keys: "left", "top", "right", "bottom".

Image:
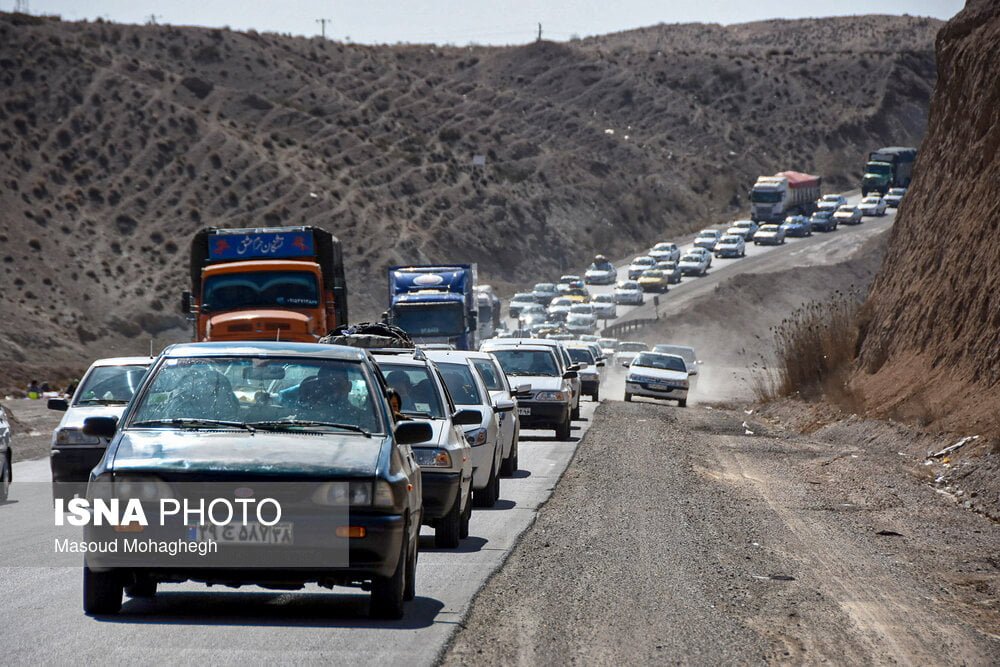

{"left": 862, "top": 161, "right": 894, "bottom": 195}
{"left": 389, "top": 265, "right": 478, "bottom": 350}
{"left": 183, "top": 227, "right": 348, "bottom": 343}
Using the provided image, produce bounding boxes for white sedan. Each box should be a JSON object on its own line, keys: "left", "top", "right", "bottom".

{"left": 648, "top": 242, "right": 681, "bottom": 263}
{"left": 815, "top": 194, "right": 847, "bottom": 212}
{"left": 624, "top": 352, "right": 690, "bottom": 407}
{"left": 858, "top": 195, "right": 888, "bottom": 217}
{"left": 714, "top": 234, "right": 746, "bottom": 258}
{"left": 614, "top": 280, "right": 644, "bottom": 305}
{"left": 678, "top": 252, "right": 709, "bottom": 276}
{"left": 627, "top": 256, "right": 657, "bottom": 280}
{"left": 833, "top": 205, "right": 864, "bottom": 225}
{"left": 883, "top": 187, "right": 906, "bottom": 208}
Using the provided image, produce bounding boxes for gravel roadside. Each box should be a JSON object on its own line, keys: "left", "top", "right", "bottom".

{"left": 441, "top": 401, "right": 1000, "bottom": 665}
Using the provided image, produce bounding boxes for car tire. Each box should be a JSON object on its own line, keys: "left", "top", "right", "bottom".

{"left": 592, "top": 388, "right": 600, "bottom": 402}
{"left": 500, "top": 439, "right": 518, "bottom": 476}
{"left": 403, "top": 535, "right": 417, "bottom": 602}
{"left": 125, "top": 578, "right": 157, "bottom": 599}
{"left": 555, "top": 417, "right": 572, "bottom": 440}
{"left": 571, "top": 404, "right": 580, "bottom": 420}
{"left": 624, "top": 393, "right": 632, "bottom": 402}
{"left": 473, "top": 465, "right": 499, "bottom": 508}
{"left": 435, "top": 493, "right": 462, "bottom": 548}
{"left": 678, "top": 399, "right": 687, "bottom": 408}
{"left": 370, "top": 534, "right": 407, "bottom": 619}
{"left": 83, "top": 566, "right": 123, "bottom": 615}
{"left": 0, "top": 454, "right": 10, "bottom": 503}
{"left": 459, "top": 485, "right": 472, "bottom": 539}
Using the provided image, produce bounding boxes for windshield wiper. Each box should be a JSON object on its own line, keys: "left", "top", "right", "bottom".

{"left": 250, "top": 420, "right": 371, "bottom": 437}
{"left": 401, "top": 411, "right": 436, "bottom": 419}
{"left": 77, "top": 399, "right": 130, "bottom": 405}
{"left": 131, "top": 418, "right": 256, "bottom": 433}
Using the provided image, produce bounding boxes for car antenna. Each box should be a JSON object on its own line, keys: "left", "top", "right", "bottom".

{"left": 276, "top": 328, "right": 281, "bottom": 342}
{"left": 149, "top": 338, "right": 154, "bottom": 357}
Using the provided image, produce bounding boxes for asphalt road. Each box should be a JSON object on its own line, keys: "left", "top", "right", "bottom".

{"left": 1, "top": 401, "right": 597, "bottom": 665}
{"left": 507, "top": 192, "right": 896, "bottom": 333}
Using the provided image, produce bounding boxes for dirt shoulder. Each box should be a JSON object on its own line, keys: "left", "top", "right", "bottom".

{"left": 441, "top": 401, "right": 1000, "bottom": 665}
{"left": 2, "top": 399, "right": 62, "bottom": 463}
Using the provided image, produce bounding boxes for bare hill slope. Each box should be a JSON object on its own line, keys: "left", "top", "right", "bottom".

{"left": 856, "top": 1, "right": 1000, "bottom": 436}
{"left": 0, "top": 13, "right": 939, "bottom": 388}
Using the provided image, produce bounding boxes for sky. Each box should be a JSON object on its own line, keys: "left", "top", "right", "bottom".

{"left": 15, "top": 1, "right": 964, "bottom": 44}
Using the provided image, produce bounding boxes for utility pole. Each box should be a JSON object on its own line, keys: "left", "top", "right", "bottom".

{"left": 316, "top": 18, "right": 331, "bottom": 39}
{"left": 537, "top": 22, "right": 542, "bottom": 42}
{"left": 14, "top": 0, "right": 29, "bottom": 13}
{"left": 145, "top": 14, "right": 161, "bottom": 25}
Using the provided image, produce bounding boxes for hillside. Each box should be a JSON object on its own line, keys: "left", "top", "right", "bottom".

{"left": 856, "top": 1, "right": 1000, "bottom": 436}
{"left": 0, "top": 12, "right": 940, "bottom": 389}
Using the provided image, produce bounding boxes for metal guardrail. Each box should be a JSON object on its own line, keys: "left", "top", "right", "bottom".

{"left": 601, "top": 317, "right": 659, "bottom": 338}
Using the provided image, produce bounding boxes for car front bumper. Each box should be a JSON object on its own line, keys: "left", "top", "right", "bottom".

{"left": 715, "top": 248, "right": 742, "bottom": 257}
{"left": 420, "top": 470, "right": 462, "bottom": 522}
{"left": 516, "top": 400, "right": 570, "bottom": 430}
{"left": 626, "top": 381, "right": 689, "bottom": 401}
{"left": 755, "top": 236, "right": 782, "bottom": 245}
{"left": 51, "top": 446, "right": 107, "bottom": 499}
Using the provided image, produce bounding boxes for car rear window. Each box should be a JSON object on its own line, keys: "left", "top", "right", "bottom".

{"left": 437, "top": 362, "right": 483, "bottom": 406}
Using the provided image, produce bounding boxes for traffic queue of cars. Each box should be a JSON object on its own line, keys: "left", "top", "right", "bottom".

{"left": 53, "top": 328, "right": 608, "bottom": 619}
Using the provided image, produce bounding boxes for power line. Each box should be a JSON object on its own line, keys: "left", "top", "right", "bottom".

{"left": 316, "top": 18, "right": 331, "bottom": 39}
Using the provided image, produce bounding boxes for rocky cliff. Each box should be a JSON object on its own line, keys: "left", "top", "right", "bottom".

{"left": 857, "top": 0, "right": 1000, "bottom": 435}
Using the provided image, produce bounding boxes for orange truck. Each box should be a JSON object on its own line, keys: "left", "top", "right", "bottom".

{"left": 181, "top": 227, "right": 348, "bottom": 342}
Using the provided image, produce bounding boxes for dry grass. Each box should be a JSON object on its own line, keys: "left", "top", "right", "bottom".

{"left": 752, "top": 292, "right": 865, "bottom": 408}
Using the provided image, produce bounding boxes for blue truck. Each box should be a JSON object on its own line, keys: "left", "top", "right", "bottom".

{"left": 388, "top": 264, "right": 478, "bottom": 350}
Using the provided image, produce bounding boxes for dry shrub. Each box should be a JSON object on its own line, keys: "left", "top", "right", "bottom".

{"left": 753, "top": 291, "right": 865, "bottom": 408}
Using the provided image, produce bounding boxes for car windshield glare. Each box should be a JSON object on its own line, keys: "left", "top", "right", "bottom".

{"left": 620, "top": 343, "right": 647, "bottom": 352}
{"left": 633, "top": 353, "right": 687, "bottom": 372}
{"left": 129, "top": 356, "right": 383, "bottom": 434}
{"left": 492, "top": 349, "right": 560, "bottom": 377}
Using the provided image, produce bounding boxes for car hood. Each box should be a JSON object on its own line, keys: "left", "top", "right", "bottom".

{"left": 678, "top": 259, "right": 703, "bottom": 265}
{"left": 510, "top": 375, "right": 564, "bottom": 393}
{"left": 59, "top": 404, "right": 131, "bottom": 430}
{"left": 585, "top": 268, "right": 613, "bottom": 276}
{"left": 628, "top": 367, "right": 688, "bottom": 382}
{"left": 109, "top": 429, "right": 388, "bottom": 477}
{"left": 756, "top": 229, "right": 779, "bottom": 235}
{"left": 410, "top": 419, "right": 450, "bottom": 448}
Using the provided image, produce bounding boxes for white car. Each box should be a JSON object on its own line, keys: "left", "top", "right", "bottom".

{"left": 584, "top": 260, "right": 617, "bottom": 285}
{"left": 484, "top": 338, "right": 581, "bottom": 419}
{"left": 627, "top": 256, "right": 657, "bottom": 280}
{"left": 688, "top": 246, "right": 713, "bottom": 268}
{"left": 375, "top": 351, "right": 476, "bottom": 546}
{"left": 556, "top": 275, "right": 584, "bottom": 292}
{"left": 858, "top": 195, "right": 888, "bottom": 217}
{"left": 565, "top": 313, "right": 597, "bottom": 335}
{"left": 591, "top": 293, "right": 617, "bottom": 319}
{"left": 481, "top": 341, "right": 576, "bottom": 440}
{"left": 815, "top": 194, "right": 847, "bottom": 212}
{"left": 616, "top": 341, "right": 648, "bottom": 368}
{"left": 726, "top": 220, "right": 759, "bottom": 241}
{"left": 517, "top": 303, "right": 547, "bottom": 327}
{"left": 426, "top": 350, "right": 509, "bottom": 508}
{"left": 48, "top": 356, "right": 154, "bottom": 501}
{"left": 833, "top": 204, "right": 863, "bottom": 225}
{"left": 648, "top": 242, "right": 681, "bottom": 263}
{"left": 678, "top": 252, "right": 709, "bottom": 276}
{"left": 565, "top": 343, "right": 602, "bottom": 401}
{"left": 883, "top": 187, "right": 906, "bottom": 208}
{"left": 614, "top": 280, "right": 644, "bottom": 305}
{"left": 509, "top": 292, "right": 537, "bottom": 319}
{"left": 754, "top": 224, "right": 786, "bottom": 245}
{"left": 693, "top": 229, "right": 723, "bottom": 251}
{"left": 714, "top": 234, "right": 746, "bottom": 258}
{"left": 547, "top": 297, "right": 573, "bottom": 322}
{"left": 463, "top": 351, "right": 527, "bottom": 477}
{"left": 624, "top": 352, "right": 690, "bottom": 406}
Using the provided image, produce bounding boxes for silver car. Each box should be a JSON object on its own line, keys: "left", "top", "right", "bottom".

{"left": 591, "top": 294, "right": 617, "bottom": 319}
{"left": 466, "top": 351, "right": 528, "bottom": 476}
{"left": 614, "top": 280, "right": 644, "bottom": 305}
{"left": 48, "top": 356, "right": 154, "bottom": 501}
{"left": 693, "top": 229, "right": 723, "bottom": 251}
{"left": 648, "top": 242, "right": 681, "bottom": 263}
